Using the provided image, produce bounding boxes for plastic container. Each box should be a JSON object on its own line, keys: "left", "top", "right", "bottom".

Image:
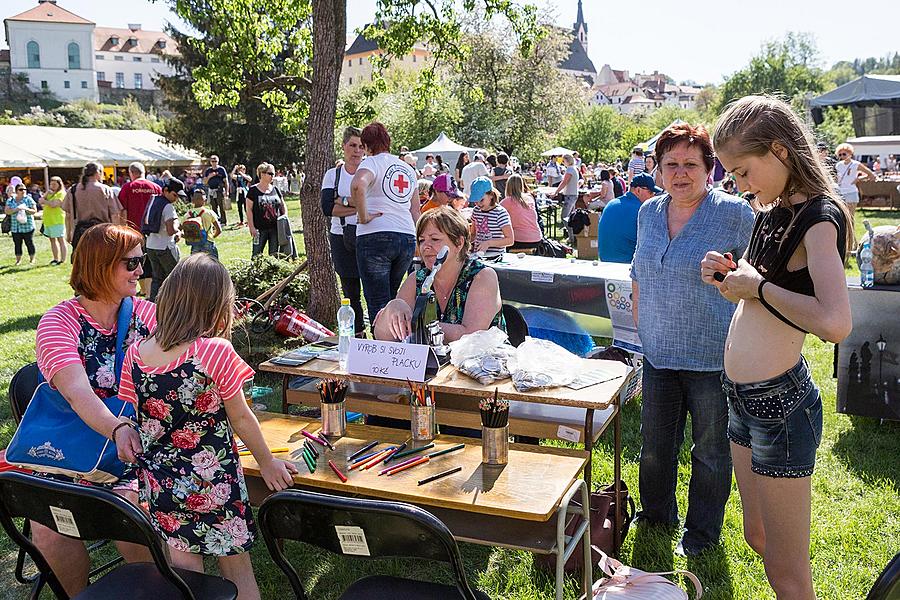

{"left": 860, "top": 239, "right": 874, "bottom": 288}
{"left": 337, "top": 298, "right": 355, "bottom": 370}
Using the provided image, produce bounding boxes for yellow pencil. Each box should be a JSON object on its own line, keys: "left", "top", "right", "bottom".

{"left": 239, "top": 447, "right": 289, "bottom": 456}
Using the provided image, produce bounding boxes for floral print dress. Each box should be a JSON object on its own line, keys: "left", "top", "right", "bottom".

{"left": 34, "top": 297, "right": 157, "bottom": 489}
{"left": 414, "top": 257, "right": 507, "bottom": 330}
{"left": 118, "top": 337, "right": 256, "bottom": 556}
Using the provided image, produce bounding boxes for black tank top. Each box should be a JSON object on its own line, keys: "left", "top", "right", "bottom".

{"left": 747, "top": 196, "right": 847, "bottom": 332}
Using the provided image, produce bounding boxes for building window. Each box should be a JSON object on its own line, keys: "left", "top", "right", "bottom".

{"left": 349, "top": 77, "right": 352, "bottom": 85}
{"left": 133, "top": 56, "right": 142, "bottom": 62}
{"left": 134, "top": 73, "right": 143, "bottom": 89}
{"left": 67, "top": 42, "right": 81, "bottom": 69}
{"left": 95, "top": 54, "right": 104, "bottom": 60}
{"left": 40, "top": 81, "right": 48, "bottom": 90}
{"left": 347, "top": 59, "right": 351, "bottom": 67}
{"left": 151, "top": 57, "right": 160, "bottom": 63}
{"left": 63, "top": 80, "right": 71, "bottom": 89}
{"left": 359, "top": 57, "right": 363, "bottom": 65}
{"left": 115, "top": 72, "right": 125, "bottom": 88}
{"left": 412, "top": 54, "right": 416, "bottom": 63}
{"left": 97, "top": 71, "right": 105, "bottom": 81}
{"left": 81, "top": 81, "right": 88, "bottom": 89}
{"left": 114, "top": 55, "right": 124, "bottom": 61}
{"left": 26, "top": 41, "right": 40, "bottom": 68}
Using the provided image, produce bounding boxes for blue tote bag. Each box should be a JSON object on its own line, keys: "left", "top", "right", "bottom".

{"left": 7, "top": 298, "right": 137, "bottom": 483}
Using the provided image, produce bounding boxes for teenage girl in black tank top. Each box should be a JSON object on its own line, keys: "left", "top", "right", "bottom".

{"left": 700, "top": 95, "right": 852, "bottom": 600}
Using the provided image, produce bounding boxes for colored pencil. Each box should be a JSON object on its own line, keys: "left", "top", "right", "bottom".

{"left": 384, "top": 455, "right": 429, "bottom": 476}
{"left": 328, "top": 459, "right": 348, "bottom": 482}
{"left": 238, "top": 447, "right": 289, "bottom": 456}
{"left": 427, "top": 443, "right": 465, "bottom": 459}
{"left": 303, "top": 440, "right": 319, "bottom": 459}
{"left": 317, "top": 433, "right": 336, "bottom": 451}
{"left": 359, "top": 447, "right": 396, "bottom": 470}
{"left": 378, "top": 454, "right": 423, "bottom": 476}
{"left": 418, "top": 466, "right": 463, "bottom": 486}
{"left": 347, "top": 440, "right": 378, "bottom": 461}
{"left": 302, "top": 430, "right": 327, "bottom": 447}
{"left": 383, "top": 442, "right": 408, "bottom": 463}
{"left": 349, "top": 449, "right": 381, "bottom": 465}
{"left": 350, "top": 448, "right": 391, "bottom": 471}
{"left": 391, "top": 443, "right": 434, "bottom": 461}
{"left": 300, "top": 449, "right": 316, "bottom": 473}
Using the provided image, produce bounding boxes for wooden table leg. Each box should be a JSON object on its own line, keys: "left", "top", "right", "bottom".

{"left": 281, "top": 374, "right": 290, "bottom": 414}
{"left": 583, "top": 408, "right": 594, "bottom": 495}
{"left": 613, "top": 400, "right": 622, "bottom": 556}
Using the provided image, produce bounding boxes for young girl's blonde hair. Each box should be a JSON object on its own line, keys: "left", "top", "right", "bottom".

{"left": 153, "top": 254, "right": 235, "bottom": 351}
{"left": 505, "top": 174, "right": 532, "bottom": 208}
{"left": 713, "top": 94, "right": 854, "bottom": 254}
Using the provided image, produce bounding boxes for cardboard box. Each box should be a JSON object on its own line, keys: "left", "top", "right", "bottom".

{"left": 576, "top": 235, "right": 598, "bottom": 260}
{"left": 577, "top": 211, "right": 600, "bottom": 238}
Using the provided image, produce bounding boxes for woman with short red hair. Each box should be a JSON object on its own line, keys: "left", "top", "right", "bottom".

{"left": 349, "top": 121, "right": 420, "bottom": 328}
{"left": 30, "top": 223, "right": 155, "bottom": 595}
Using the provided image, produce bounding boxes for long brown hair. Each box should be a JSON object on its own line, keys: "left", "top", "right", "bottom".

{"left": 713, "top": 95, "right": 854, "bottom": 254}
{"left": 153, "top": 254, "right": 235, "bottom": 351}
{"left": 505, "top": 174, "right": 533, "bottom": 208}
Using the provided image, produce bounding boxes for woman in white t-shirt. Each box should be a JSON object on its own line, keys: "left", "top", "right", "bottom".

{"left": 834, "top": 142, "right": 875, "bottom": 220}
{"left": 320, "top": 127, "right": 365, "bottom": 334}
{"left": 350, "top": 122, "right": 420, "bottom": 327}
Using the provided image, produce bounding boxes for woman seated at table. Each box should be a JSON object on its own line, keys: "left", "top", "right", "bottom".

{"left": 374, "top": 206, "right": 506, "bottom": 343}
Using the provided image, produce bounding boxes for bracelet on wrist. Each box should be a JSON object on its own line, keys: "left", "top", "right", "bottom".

{"left": 110, "top": 421, "right": 132, "bottom": 442}
{"left": 757, "top": 279, "right": 768, "bottom": 301}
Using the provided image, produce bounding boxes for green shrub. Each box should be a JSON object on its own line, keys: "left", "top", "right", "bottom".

{"left": 228, "top": 254, "right": 310, "bottom": 309}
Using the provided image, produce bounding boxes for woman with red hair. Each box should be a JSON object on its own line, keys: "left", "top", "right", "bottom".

{"left": 30, "top": 223, "right": 155, "bottom": 595}
{"left": 349, "top": 121, "right": 420, "bottom": 328}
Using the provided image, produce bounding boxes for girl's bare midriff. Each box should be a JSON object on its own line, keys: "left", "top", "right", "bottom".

{"left": 724, "top": 299, "right": 806, "bottom": 383}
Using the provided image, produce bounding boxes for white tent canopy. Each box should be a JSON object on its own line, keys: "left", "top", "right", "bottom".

{"left": 0, "top": 125, "right": 203, "bottom": 170}
{"left": 410, "top": 132, "right": 474, "bottom": 155}
{"left": 541, "top": 146, "right": 576, "bottom": 157}
{"left": 639, "top": 119, "right": 685, "bottom": 153}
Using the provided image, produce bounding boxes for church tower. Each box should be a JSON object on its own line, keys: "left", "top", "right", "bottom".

{"left": 574, "top": 0, "right": 588, "bottom": 53}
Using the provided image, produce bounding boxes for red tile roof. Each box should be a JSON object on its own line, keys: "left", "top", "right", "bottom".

{"left": 93, "top": 27, "right": 177, "bottom": 55}
{"left": 6, "top": 2, "right": 93, "bottom": 25}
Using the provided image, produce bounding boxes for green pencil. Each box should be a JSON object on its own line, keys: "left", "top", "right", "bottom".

{"left": 391, "top": 442, "right": 435, "bottom": 460}
{"left": 301, "top": 447, "right": 316, "bottom": 473}
{"left": 427, "top": 443, "right": 465, "bottom": 459}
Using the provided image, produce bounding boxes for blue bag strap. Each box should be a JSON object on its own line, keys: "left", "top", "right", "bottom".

{"left": 114, "top": 297, "right": 134, "bottom": 384}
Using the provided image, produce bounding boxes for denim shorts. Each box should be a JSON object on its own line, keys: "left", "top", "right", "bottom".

{"left": 723, "top": 356, "right": 823, "bottom": 478}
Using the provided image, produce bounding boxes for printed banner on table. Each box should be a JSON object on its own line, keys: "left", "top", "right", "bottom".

{"left": 604, "top": 279, "right": 642, "bottom": 354}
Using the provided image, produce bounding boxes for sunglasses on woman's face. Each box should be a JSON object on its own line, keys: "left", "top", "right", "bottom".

{"left": 265, "top": 171, "right": 275, "bottom": 176}
{"left": 121, "top": 255, "right": 146, "bottom": 271}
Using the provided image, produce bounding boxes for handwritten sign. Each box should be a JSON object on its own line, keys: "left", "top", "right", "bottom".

{"left": 346, "top": 339, "right": 430, "bottom": 382}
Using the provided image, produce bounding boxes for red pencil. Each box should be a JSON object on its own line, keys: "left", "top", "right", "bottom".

{"left": 385, "top": 455, "right": 430, "bottom": 476}
{"left": 328, "top": 460, "right": 347, "bottom": 483}
{"left": 352, "top": 448, "right": 391, "bottom": 471}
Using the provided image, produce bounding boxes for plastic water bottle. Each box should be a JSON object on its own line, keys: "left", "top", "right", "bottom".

{"left": 859, "top": 239, "right": 874, "bottom": 288}
{"left": 337, "top": 298, "right": 355, "bottom": 369}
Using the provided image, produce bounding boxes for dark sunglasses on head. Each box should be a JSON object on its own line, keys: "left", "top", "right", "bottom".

{"left": 121, "top": 254, "right": 146, "bottom": 271}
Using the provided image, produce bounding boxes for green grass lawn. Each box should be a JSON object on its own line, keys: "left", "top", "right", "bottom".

{"left": 0, "top": 205, "right": 897, "bottom": 599}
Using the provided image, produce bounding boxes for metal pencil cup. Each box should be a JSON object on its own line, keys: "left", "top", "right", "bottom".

{"left": 410, "top": 404, "right": 436, "bottom": 442}
{"left": 321, "top": 401, "right": 346, "bottom": 437}
{"left": 482, "top": 425, "right": 509, "bottom": 465}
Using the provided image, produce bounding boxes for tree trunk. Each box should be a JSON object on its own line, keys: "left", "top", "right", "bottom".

{"left": 300, "top": 0, "right": 346, "bottom": 327}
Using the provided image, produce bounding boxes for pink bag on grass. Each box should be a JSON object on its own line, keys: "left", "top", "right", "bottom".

{"left": 583, "top": 547, "right": 703, "bottom": 600}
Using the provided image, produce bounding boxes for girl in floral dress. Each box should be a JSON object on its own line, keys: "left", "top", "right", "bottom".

{"left": 118, "top": 254, "right": 297, "bottom": 599}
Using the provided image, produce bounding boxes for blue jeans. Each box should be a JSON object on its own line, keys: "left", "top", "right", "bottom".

{"left": 252, "top": 228, "right": 278, "bottom": 256}
{"left": 638, "top": 360, "right": 732, "bottom": 553}
{"left": 356, "top": 231, "right": 415, "bottom": 327}
{"left": 189, "top": 240, "right": 219, "bottom": 259}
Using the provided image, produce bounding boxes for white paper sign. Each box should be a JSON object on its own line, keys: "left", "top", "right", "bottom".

{"left": 335, "top": 525, "right": 371, "bottom": 556}
{"left": 604, "top": 279, "right": 642, "bottom": 354}
{"left": 346, "top": 339, "right": 430, "bottom": 382}
{"left": 531, "top": 271, "right": 554, "bottom": 283}
{"left": 557, "top": 425, "right": 582, "bottom": 443}
{"left": 50, "top": 506, "right": 81, "bottom": 538}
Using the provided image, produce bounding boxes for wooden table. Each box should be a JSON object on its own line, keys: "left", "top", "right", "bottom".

{"left": 243, "top": 413, "right": 594, "bottom": 599}
{"left": 259, "top": 357, "right": 633, "bottom": 549}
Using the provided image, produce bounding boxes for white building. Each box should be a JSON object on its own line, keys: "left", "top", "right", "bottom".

{"left": 3, "top": 0, "right": 176, "bottom": 103}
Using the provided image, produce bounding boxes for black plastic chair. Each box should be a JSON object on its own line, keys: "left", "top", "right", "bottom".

{"left": 0, "top": 471, "right": 237, "bottom": 600}
{"left": 7, "top": 363, "right": 124, "bottom": 598}
{"left": 258, "top": 489, "right": 490, "bottom": 600}
{"left": 501, "top": 304, "right": 528, "bottom": 347}
{"left": 867, "top": 552, "right": 900, "bottom": 600}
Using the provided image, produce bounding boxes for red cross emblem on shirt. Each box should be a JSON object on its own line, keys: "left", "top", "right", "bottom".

{"left": 392, "top": 174, "right": 409, "bottom": 194}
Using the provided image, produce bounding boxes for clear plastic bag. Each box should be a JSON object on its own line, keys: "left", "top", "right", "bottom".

{"left": 512, "top": 338, "right": 581, "bottom": 391}
{"left": 449, "top": 327, "right": 517, "bottom": 385}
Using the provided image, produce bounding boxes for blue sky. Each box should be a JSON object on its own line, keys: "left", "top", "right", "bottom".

{"left": 4, "top": 0, "right": 897, "bottom": 84}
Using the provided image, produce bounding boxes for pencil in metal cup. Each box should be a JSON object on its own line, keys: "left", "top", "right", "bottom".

{"left": 418, "top": 466, "right": 463, "bottom": 486}
{"left": 347, "top": 441, "right": 378, "bottom": 461}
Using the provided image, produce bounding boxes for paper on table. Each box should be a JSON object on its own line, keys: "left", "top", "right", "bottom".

{"left": 566, "top": 364, "right": 622, "bottom": 390}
